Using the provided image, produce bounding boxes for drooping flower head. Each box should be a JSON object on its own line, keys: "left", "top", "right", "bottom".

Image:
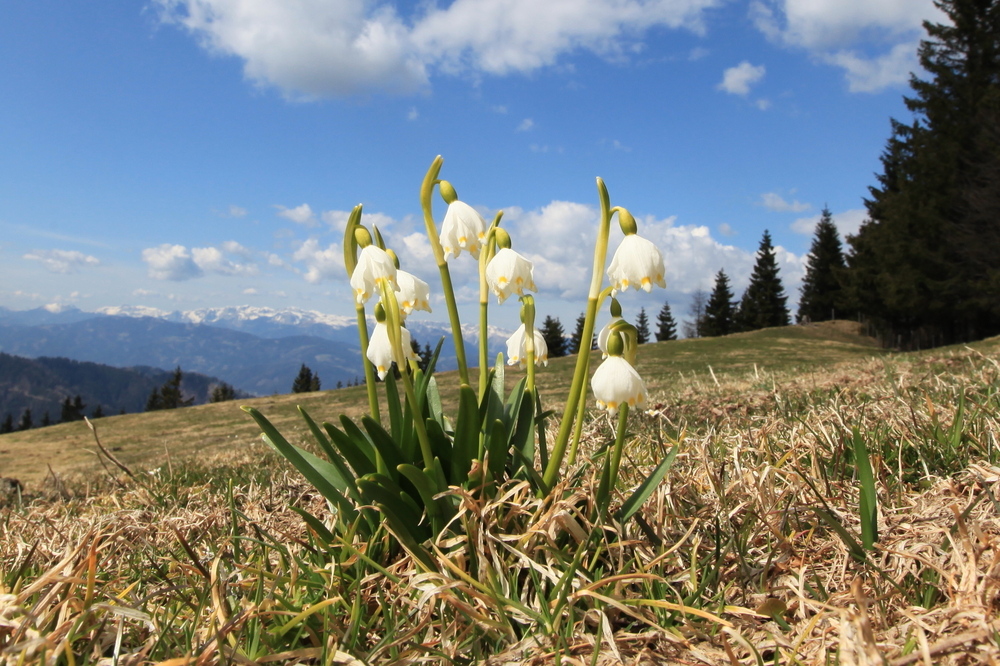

{"left": 439, "top": 181, "right": 486, "bottom": 260}
{"left": 395, "top": 270, "right": 432, "bottom": 317}
{"left": 591, "top": 331, "right": 647, "bottom": 413}
{"left": 349, "top": 228, "right": 398, "bottom": 304}
{"left": 505, "top": 323, "right": 548, "bottom": 369}
{"left": 367, "top": 310, "right": 417, "bottom": 380}
{"left": 606, "top": 209, "right": 665, "bottom": 296}
{"left": 485, "top": 229, "right": 536, "bottom": 303}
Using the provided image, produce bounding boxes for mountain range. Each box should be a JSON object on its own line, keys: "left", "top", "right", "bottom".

{"left": 0, "top": 305, "right": 511, "bottom": 397}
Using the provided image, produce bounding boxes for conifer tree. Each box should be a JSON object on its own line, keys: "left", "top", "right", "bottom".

{"left": 540, "top": 315, "right": 568, "bottom": 357}
{"left": 798, "top": 207, "right": 846, "bottom": 323}
{"left": 569, "top": 312, "right": 594, "bottom": 354}
{"left": 655, "top": 301, "right": 678, "bottom": 341}
{"left": 0, "top": 414, "right": 12, "bottom": 434}
{"left": 703, "top": 270, "right": 736, "bottom": 337}
{"left": 41, "top": 412, "right": 51, "bottom": 427}
{"left": 845, "top": 0, "right": 1000, "bottom": 347}
{"left": 17, "top": 409, "right": 32, "bottom": 432}
{"left": 292, "top": 364, "right": 316, "bottom": 393}
{"left": 210, "top": 382, "right": 236, "bottom": 403}
{"left": 635, "top": 308, "right": 651, "bottom": 344}
{"left": 737, "top": 231, "right": 790, "bottom": 331}
{"left": 61, "top": 395, "right": 86, "bottom": 422}
{"left": 147, "top": 367, "right": 195, "bottom": 411}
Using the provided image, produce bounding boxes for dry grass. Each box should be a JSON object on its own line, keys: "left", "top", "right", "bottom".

{"left": 2, "top": 330, "right": 999, "bottom": 664}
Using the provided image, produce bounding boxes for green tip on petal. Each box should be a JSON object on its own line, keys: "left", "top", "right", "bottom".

{"left": 617, "top": 208, "right": 638, "bottom": 236}
{"left": 387, "top": 248, "right": 400, "bottom": 269}
{"left": 374, "top": 302, "right": 387, "bottom": 323}
{"left": 439, "top": 180, "right": 458, "bottom": 204}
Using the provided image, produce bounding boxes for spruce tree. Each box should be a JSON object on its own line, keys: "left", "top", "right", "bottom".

{"left": 798, "top": 207, "right": 846, "bottom": 323}
{"left": 148, "top": 367, "right": 195, "bottom": 411}
{"left": 0, "top": 414, "right": 12, "bottom": 434}
{"left": 17, "top": 409, "right": 32, "bottom": 432}
{"left": 292, "top": 364, "right": 316, "bottom": 393}
{"left": 655, "top": 301, "right": 678, "bottom": 341}
{"left": 568, "top": 312, "right": 591, "bottom": 354}
{"left": 845, "top": 0, "right": 1000, "bottom": 347}
{"left": 61, "top": 395, "right": 86, "bottom": 422}
{"left": 540, "top": 316, "right": 568, "bottom": 357}
{"left": 635, "top": 308, "right": 651, "bottom": 344}
{"left": 210, "top": 382, "right": 236, "bottom": 403}
{"left": 737, "top": 231, "right": 790, "bottom": 331}
{"left": 703, "top": 270, "right": 736, "bottom": 337}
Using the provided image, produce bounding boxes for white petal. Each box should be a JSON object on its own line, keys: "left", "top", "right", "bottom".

{"left": 591, "top": 356, "right": 647, "bottom": 413}
{"left": 440, "top": 201, "right": 486, "bottom": 260}
{"left": 596, "top": 316, "right": 623, "bottom": 359}
{"left": 504, "top": 323, "right": 547, "bottom": 368}
{"left": 396, "top": 270, "right": 432, "bottom": 316}
{"left": 486, "top": 248, "right": 536, "bottom": 304}
{"left": 606, "top": 234, "right": 665, "bottom": 296}
{"left": 350, "top": 246, "right": 398, "bottom": 304}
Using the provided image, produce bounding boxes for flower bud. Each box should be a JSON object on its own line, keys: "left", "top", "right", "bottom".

{"left": 606, "top": 331, "right": 625, "bottom": 357}
{"left": 610, "top": 297, "right": 622, "bottom": 318}
{"left": 494, "top": 227, "right": 512, "bottom": 250}
{"left": 439, "top": 180, "right": 458, "bottom": 204}
{"left": 617, "top": 208, "right": 638, "bottom": 236}
{"left": 355, "top": 227, "right": 373, "bottom": 248}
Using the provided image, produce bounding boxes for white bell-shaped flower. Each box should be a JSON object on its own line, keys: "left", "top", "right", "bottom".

{"left": 440, "top": 200, "right": 486, "bottom": 260}
{"left": 607, "top": 234, "right": 665, "bottom": 295}
{"left": 396, "top": 270, "right": 432, "bottom": 316}
{"left": 505, "top": 323, "right": 548, "bottom": 369}
{"left": 486, "top": 248, "right": 536, "bottom": 304}
{"left": 591, "top": 355, "right": 647, "bottom": 413}
{"left": 596, "top": 316, "right": 624, "bottom": 359}
{"left": 367, "top": 321, "right": 417, "bottom": 380}
{"left": 350, "top": 245, "right": 397, "bottom": 304}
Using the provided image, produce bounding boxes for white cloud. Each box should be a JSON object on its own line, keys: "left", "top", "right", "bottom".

{"left": 154, "top": 0, "right": 724, "bottom": 98}
{"left": 407, "top": 106, "right": 419, "bottom": 120}
{"left": 143, "top": 244, "right": 202, "bottom": 281}
{"left": 791, "top": 208, "right": 867, "bottom": 237}
{"left": 760, "top": 192, "right": 810, "bottom": 213}
{"left": 22, "top": 249, "right": 100, "bottom": 274}
{"left": 718, "top": 222, "right": 736, "bottom": 237}
{"left": 824, "top": 42, "right": 919, "bottom": 93}
{"left": 292, "top": 238, "right": 345, "bottom": 284}
{"left": 718, "top": 61, "right": 765, "bottom": 95}
{"left": 226, "top": 204, "right": 248, "bottom": 217}
{"left": 750, "top": 0, "right": 941, "bottom": 92}
{"left": 142, "top": 243, "right": 259, "bottom": 280}
{"left": 516, "top": 118, "right": 534, "bottom": 132}
{"left": 276, "top": 203, "right": 317, "bottom": 226}
{"left": 754, "top": 98, "right": 772, "bottom": 110}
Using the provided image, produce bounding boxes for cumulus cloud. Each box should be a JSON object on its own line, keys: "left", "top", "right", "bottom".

{"left": 142, "top": 243, "right": 259, "bottom": 280}
{"left": 760, "top": 192, "right": 810, "bottom": 213}
{"left": 750, "top": 0, "right": 941, "bottom": 92}
{"left": 22, "top": 249, "right": 100, "bottom": 274}
{"left": 791, "top": 208, "right": 867, "bottom": 237}
{"left": 516, "top": 118, "right": 534, "bottom": 132}
{"left": 276, "top": 203, "right": 317, "bottom": 226}
{"left": 154, "top": 0, "right": 724, "bottom": 98}
{"left": 718, "top": 61, "right": 765, "bottom": 95}
{"left": 292, "top": 238, "right": 345, "bottom": 284}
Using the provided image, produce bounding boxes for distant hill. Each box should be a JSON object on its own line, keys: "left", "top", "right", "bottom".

{"left": 0, "top": 306, "right": 511, "bottom": 395}
{"left": 0, "top": 352, "right": 241, "bottom": 425}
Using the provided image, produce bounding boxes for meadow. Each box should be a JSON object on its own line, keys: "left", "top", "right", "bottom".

{"left": 1, "top": 321, "right": 999, "bottom": 665}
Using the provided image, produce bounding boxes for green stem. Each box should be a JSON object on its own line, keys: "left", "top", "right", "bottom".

{"left": 543, "top": 178, "right": 614, "bottom": 488}
{"left": 478, "top": 221, "right": 501, "bottom": 401}
{"left": 420, "top": 156, "right": 470, "bottom": 386}
{"left": 567, "top": 286, "right": 615, "bottom": 466}
{"left": 355, "top": 304, "right": 380, "bottom": 421}
{"left": 596, "top": 403, "right": 630, "bottom": 519}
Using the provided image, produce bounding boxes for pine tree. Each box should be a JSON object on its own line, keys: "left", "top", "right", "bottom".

{"left": 844, "top": 0, "right": 1000, "bottom": 347}
{"left": 569, "top": 312, "right": 593, "bottom": 354}
{"left": 292, "top": 364, "right": 316, "bottom": 393}
{"left": 540, "top": 316, "right": 568, "bottom": 357}
{"left": 17, "top": 409, "right": 32, "bottom": 432}
{"left": 798, "top": 207, "right": 846, "bottom": 323}
{"left": 147, "top": 367, "right": 194, "bottom": 411}
{"left": 0, "top": 414, "right": 12, "bottom": 434}
{"left": 92, "top": 405, "right": 104, "bottom": 419}
{"left": 635, "top": 308, "right": 651, "bottom": 344}
{"left": 210, "top": 382, "right": 236, "bottom": 403}
{"left": 655, "top": 301, "right": 678, "bottom": 341}
{"left": 683, "top": 289, "right": 708, "bottom": 338}
{"left": 703, "top": 270, "right": 736, "bottom": 337}
{"left": 41, "top": 412, "right": 51, "bottom": 427}
{"left": 737, "top": 231, "right": 790, "bottom": 331}
{"left": 61, "top": 395, "right": 86, "bottom": 422}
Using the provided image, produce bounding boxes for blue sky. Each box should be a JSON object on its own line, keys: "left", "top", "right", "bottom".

{"left": 0, "top": 0, "right": 942, "bottom": 331}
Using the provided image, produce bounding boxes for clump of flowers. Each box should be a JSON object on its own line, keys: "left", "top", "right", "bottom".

{"left": 244, "top": 154, "right": 671, "bottom": 567}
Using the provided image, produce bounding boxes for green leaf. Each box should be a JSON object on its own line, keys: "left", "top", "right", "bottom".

{"left": 509, "top": 387, "right": 535, "bottom": 471}
{"left": 813, "top": 507, "right": 867, "bottom": 563}
{"left": 486, "top": 418, "right": 509, "bottom": 483}
{"left": 853, "top": 427, "right": 878, "bottom": 549}
{"left": 324, "top": 421, "right": 376, "bottom": 478}
{"left": 291, "top": 506, "right": 337, "bottom": 545}
{"left": 362, "top": 415, "right": 408, "bottom": 484}
{"left": 374, "top": 502, "right": 437, "bottom": 572}
{"left": 357, "top": 475, "right": 425, "bottom": 538}
{"left": 451, "top": 384, "right": 480, "bottom": 483}
{"left": 616, "top": 446, "right": 678, "bottom": 524}
{"left": 299, "top": 407, "right": 359, "bottom": 501}
{"left": 425, "top": 417, "right": 452, "bottom": 466}
{"left": 398, "top": 463, "right": 450, "bottom": 532}
{"left": 243, "top": 407, "right": 358, "bottom": 522}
